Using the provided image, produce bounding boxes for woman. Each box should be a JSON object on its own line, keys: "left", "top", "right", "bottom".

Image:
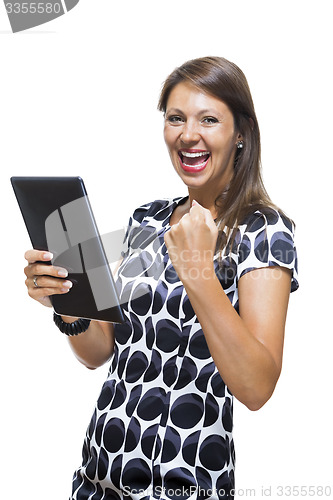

{"left": 24, "top": 57, "right": 298, "bottom": 500}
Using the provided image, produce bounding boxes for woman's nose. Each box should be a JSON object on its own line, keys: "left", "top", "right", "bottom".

{"left": 180, "top": 120, "right": 201, "bottom": 144}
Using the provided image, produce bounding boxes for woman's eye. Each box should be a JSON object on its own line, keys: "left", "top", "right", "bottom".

{"left": 202, "top": 116, "right": 218, "bottom": 124}
{"left": 167, "top": 115, "right": 184, "bottom": 124}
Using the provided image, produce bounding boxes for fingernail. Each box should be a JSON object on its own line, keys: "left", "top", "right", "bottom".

{"left": 43, "top": 252, "right": 53, "bottom": 260}
{"left": 58, "top": 269, "right": 68, "bottom": 277}
{"left": 62, "top": 280, "right": 72, "bottom": 289}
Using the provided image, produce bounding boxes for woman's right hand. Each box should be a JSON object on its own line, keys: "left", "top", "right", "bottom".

{"left": 24, "top": 249, "right": 73, "bottom": 308}
{"left": 24, "top": 249, "right": 116, "bottom": 369}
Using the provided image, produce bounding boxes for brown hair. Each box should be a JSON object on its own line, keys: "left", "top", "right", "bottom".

{"left": 158, "top": 56, "right": 277, "bottom": 254}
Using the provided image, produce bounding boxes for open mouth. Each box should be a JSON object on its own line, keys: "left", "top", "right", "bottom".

{"left": 178, "top": 150, "right": 211, "bottom": 172}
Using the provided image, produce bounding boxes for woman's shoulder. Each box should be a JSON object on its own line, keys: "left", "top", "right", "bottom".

{"left": 239, "top": 205, "right": 295, "bottom": 235}
{"left": 236, "top": 205, "right": 299, "bottom": 292}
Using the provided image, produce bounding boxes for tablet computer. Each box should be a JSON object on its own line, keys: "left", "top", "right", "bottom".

{"left": 11, "top": 176, "right": 125, "bottom": 323}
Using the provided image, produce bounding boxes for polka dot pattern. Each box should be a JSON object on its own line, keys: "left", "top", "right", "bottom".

{"left": 71, "top": 197, "right": 299, "bottom": 499}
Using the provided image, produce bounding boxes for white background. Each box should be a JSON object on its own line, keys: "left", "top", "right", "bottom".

{"left": 0, "top": 1, "right": 332, "bottom": 498}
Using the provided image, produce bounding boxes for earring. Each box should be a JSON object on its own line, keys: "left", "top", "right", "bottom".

{"left": 236, "top": 140, "right": 244, "bottom": 149}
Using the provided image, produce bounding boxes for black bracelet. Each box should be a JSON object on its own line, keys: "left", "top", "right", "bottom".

{"left": 53, "top": 312, "right": 91, "bottom": 336}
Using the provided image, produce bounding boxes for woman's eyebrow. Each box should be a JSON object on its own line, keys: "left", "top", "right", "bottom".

{"left": 165, "top": 107, "right": 184, "bottom": 114}
{"left": 166, "top": 107, "right": 223, "bottom": 118}
{"left": 198, "top": 108, "right": 225, "bottom": 119}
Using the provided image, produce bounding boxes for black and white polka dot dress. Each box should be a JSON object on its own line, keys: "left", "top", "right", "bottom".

{"left": 70, "top": 196, "right": 299, "bottom": 500}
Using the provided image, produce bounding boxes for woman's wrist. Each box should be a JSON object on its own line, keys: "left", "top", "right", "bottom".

{"left": 180, "top": 263, "right": 217, "bottom": 292}
{"left": 61, "top": 315, "right": 80, "bottom": 323}
{"left": 53, "top": 312, "right": 91, "bottom": 336}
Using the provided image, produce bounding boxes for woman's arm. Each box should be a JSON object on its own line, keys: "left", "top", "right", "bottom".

{"left": 63, "top": 316, "right": 115, "bottom": 370}
{"left": 24, "top": 249, "right": 116, "bottom": 369}
{"left": 165, "top": 202, "right": 292, "bottom": 410}
{"left": 182, "top": 265, "right": 291, "bottom": 410}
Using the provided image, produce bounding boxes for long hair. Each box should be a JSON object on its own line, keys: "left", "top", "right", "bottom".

{"left": 158, "top": 56, "right": 277, "bottom": 254}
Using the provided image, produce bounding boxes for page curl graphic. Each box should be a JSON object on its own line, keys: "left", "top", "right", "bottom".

{"left": 4, "top": 0, "right": 79, "bottom": 33}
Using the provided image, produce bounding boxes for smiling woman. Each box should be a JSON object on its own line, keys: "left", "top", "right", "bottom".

{"left": 23, "top": 56, "right": 298, "bottom": 500}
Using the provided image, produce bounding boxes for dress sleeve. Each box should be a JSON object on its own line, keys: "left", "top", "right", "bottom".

{"left": 237, "top": 208, "right": 299, "bottom": 292}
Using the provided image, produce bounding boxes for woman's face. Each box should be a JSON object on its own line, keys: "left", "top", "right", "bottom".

{"left": 164, "top": 82, "right": 241, "bottom": 198}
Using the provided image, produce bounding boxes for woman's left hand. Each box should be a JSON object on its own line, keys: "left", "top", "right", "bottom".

{"left": 164, "top": 200, "right": 218, "bottom": 284}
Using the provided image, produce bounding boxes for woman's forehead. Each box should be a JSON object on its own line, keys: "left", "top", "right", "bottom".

{"left": 166, "top": 81, "right": 232, "bottom": 116}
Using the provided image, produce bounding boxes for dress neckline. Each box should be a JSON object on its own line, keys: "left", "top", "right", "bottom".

{"left": 166, "top": 195, "right": 220, "bottom": 226}
{"left": 166, "top": 195, "right": 190, "bottom": 227}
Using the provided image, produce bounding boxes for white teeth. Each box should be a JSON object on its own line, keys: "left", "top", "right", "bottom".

{"left": 183, "top": 160, "right": 207, "bottom": 168}
{"left": 181, "top": 151, "right": 210, "bottom": 158}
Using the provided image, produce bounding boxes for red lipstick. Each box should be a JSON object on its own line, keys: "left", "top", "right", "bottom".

{"left": 178, "top": 149, "right": 211, "bottom": 173}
